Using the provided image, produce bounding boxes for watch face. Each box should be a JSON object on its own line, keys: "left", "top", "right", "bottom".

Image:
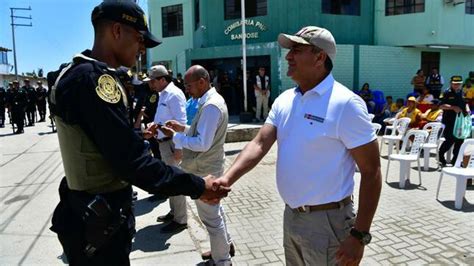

{"left": 362, "top": 234, "right": 372, "bottom": 245}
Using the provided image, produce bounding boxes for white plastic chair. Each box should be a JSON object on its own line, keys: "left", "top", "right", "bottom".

{"left": 383, "top": 117, "right": 396, "bottom": 135}
{"left": 380, "top": 117, "right": 411, "bottom": 156}
{"left": 436, "top": 139, "right": 474, "bottom": 209}
{"left": 372, "top": 123, "right": 382, "bottom": 135}
{"left": 385, "top": 129, "right": 429, "bottom": 188}
{"left": 420, "top": 122, "right": 445, "bottom": 170}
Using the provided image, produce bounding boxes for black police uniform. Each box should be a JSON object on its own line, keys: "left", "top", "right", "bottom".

{"left": 426, "top": 74, "right": 443, "bottom": 99}
{"left": 23, "top": 83, "right": 37, "bottom": 126}
{"left": 134, "top": 83, "right": 161, "bottom": 159}
{"left": 35, "top": 84, "right": 48, "bottom": 122}
{"left": 8, "top": 87, "right": 28, "bottom": 133}
{"left": 439, "top": 87, "right": 468, "bottom": 165}
{"left": 0, "top": 87, "right": 5, "bottom": 127}
{"left": 49, "top": 50, "right": 206, "bottom": 266}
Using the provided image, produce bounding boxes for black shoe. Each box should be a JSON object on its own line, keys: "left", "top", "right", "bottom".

{"left": 201, "top": 242, "right": 235, "bottom": 260}
{"left": 439, "top": 161, "right": 447, "bottom": 168}
{"left": 160, "top": 221, "right": 187, "bottom": 233}
{"left": 156, "top": 212, "right": 174, "bottom": 223}
{"left": 0, "top": 124, "right": 4, "bottom": 128}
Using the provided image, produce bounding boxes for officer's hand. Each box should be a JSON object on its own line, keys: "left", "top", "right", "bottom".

{"left": 165, "top": 120, "right": 186, "bottom": 132}
{"left": 452, "top": 106, "right": 462, "bottom": 113}
{"left": 158, "top": 125, "right": 175, "bottom": 137}
{"left": 143, "top": 123, "right": 159, "bottom": 139}
{"left": 200, "top": 175, "right": 231, "bottom": 204}
{"left": 173, "top": 149, "right": 183, "bottom": 162}
{"left": 336, "top": 236, "right": 364, "bottom": 266}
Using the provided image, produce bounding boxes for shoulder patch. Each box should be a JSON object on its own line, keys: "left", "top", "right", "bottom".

{"left": 149, "top": 94, "right": 157, "bottom": 103}
{"left": 95, "top": 74, "right": 121, "bottom": 104}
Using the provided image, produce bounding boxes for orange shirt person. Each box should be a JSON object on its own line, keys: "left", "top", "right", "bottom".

{"left": 395, "top": 96, "right": 422, "bottom": 128}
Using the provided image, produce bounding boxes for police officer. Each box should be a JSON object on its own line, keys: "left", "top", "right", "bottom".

{"left": 0, "top": 85, "right": 6, "bottom": 128}
{"left": 35, "top": 81, "right": 48, "bottom": 122}
{"left": 439, "top": 75, "right": 470, "bottom": 167}
{"left": 8, "top": 80, "right": 27, "bottom": 134}
{"left": 22, "top": 79, "right": 37, "bottom": 126}
{"left": 48, "top": 2, "right": 229, "bottom": 265}
{"left": 425, "top": 67, "right": 445, "bottom": 99}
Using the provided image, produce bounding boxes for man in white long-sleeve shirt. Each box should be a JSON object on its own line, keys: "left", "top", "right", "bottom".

{"left": 144, "top": 65, "right": 188, "bottom": 233}
{"left": 160, "top": 65, "right": 233, "bottom": 265}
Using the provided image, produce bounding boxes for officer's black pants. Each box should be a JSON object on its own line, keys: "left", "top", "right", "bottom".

{"left": 0, "top": 105, "right": 5, "bottom": 125}
{"left": 58, "top": 222, "right": 132, "bottom": 266}
{"left": 439, "top": 127, "right": 464, "bottom": 164}
{"left": 12, "top": 110, "right": 25, "bottom": 131}
{"left": 26, "top": 105, "right": 36, "bottom": 125}
{"left": 37, "top": 102, "right": 46, "bottom": 120}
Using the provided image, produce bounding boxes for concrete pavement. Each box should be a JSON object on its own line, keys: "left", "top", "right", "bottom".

{"left": 1, "top": 119, "right": 473, "bottom": 265}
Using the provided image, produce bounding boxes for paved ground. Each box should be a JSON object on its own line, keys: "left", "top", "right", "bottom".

{"left": 1, "top": 119, "right": 473, "bottom": 265}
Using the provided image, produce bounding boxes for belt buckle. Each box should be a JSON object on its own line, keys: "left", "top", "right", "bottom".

{"left": 297, "top": 206, "right": 310, "bottom": 213}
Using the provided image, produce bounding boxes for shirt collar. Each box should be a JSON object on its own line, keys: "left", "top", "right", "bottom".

{"left": 198, "top": 87, "right": 216, "bottom": 106}
{"left": 161, "top": 82, "right": 173, "bottom": 94}
{"left": 296, "top": 73, "right": 334, "bottom": 96}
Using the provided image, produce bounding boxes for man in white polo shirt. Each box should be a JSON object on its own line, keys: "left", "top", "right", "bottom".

{"left": 144, "top": 65, "right": 188, "bottom": 233}
{"left": 213, "top": 26, "right": 382, "bottom": 265}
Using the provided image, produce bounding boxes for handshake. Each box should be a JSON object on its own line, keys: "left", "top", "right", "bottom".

{"left": 200, "top": 175, "right": 232, "bottom": 204}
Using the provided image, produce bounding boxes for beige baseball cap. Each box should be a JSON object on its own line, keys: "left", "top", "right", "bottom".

{"left": 143, "top": 65, "right": 169, "bottom": 81}
{"left": 278, "top": 26, "right": 336, "bottom": 62}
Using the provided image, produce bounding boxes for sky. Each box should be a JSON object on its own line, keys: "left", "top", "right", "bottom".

{"left": 0, "top": 0, "right": 148, "bottom": 76}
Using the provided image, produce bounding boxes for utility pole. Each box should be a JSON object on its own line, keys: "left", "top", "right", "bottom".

{"left": 10, "top": 6, "right": 32, "bottom": 80}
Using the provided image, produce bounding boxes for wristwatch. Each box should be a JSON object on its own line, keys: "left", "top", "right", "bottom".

{"left": 350, "top": 228, "right": 372, "bottom": 245}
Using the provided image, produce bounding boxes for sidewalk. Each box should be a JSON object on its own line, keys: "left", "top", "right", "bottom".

{"left": 1, "top": 119, "right": 473, "bottom": 265}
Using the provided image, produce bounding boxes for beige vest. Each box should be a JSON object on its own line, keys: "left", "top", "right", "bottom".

{"left": 56, "top": 117, "right": 129, "bottom": 194}
{"left": 180, "top": 89, "right": 228, "bottom": 177}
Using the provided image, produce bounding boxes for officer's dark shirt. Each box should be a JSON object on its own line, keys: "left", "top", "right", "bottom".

{"left": 440, "top": 87, "right": 467, "bottom": 127}
{"left": 9, "top": 88, "right": 28, "bottom": 110}
{"left": 53, "top": 50, "right": 204, "bottom": 198}
{"left": 23, "top": 85, "right": 36, "bottom": 106}
{"left": 36, "top": 86, "right": 48, "bottom": 103}
{"left": 0, "top": 87, "right": 5, "bottom": 106}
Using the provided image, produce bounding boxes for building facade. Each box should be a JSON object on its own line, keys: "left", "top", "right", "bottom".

{"left": 147, "top": 0, "right": 474, "bottom": 114}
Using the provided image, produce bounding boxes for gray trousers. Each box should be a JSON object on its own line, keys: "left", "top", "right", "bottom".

{"left": 159, "top": 140, "right": 187, "bottom": 224}
{"left": 283, "top": 202, "right": 356, "bottom": 266}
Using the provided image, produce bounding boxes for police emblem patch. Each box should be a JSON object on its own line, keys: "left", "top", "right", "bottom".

{"left": 96, "top": 74, "right": 121, "bottom": 104}
{"left": 149, "top": 94, "right": 157, "bottom": 103}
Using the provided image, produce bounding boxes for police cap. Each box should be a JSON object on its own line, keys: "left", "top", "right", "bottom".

{"left": 91, "top": 1, "right": 161, "bottom": 48}
{"left": 13, "top": 80, "right": 19, "bottom": 84}
{"left": 450, "top": 75, "right": 463, "bottom": 84}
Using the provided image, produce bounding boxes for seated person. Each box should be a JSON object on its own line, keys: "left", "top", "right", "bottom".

{"left": 464, "top": 79, "right": 474, "bottom": 109}
{"left": 358, "top": 82, "right": 376, "bottom": 113}
{"left": 416, "top": 86, "right": 434, "bottom": 104}
{"left": 418, "top": 99, "right": 443, "bottom": 128}
{"left": 395, "top": 96, "right": 422, "bottom": 128}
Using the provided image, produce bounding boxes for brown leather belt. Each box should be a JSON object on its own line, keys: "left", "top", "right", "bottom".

{"left": 157, "top": 137, "right": 172, "bottom": 143}
{"left": 293, "top": 196, "right": 352, "bottom": 213}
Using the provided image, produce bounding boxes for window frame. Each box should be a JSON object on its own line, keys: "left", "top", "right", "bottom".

{"left": 385, "top": 0, "right": 425, "bottom": 16}
{"left": 224, "top": 0, "right": 267, "bottom": 20}
{"left": 467, "top": 0, "right": 474, "bottom": 15}
{"left": 162, "top": 4, "right": 183, "bottom": 38}
{"left": 321, "top": 0, "right": 361, "bottom": 16}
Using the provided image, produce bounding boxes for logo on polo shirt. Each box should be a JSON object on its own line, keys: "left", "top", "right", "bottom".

{"left": 304, "top": 113, "right": 324, "bottom": 123}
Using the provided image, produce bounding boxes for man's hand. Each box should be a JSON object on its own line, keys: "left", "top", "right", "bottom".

{"left": 336, "top": 236, "right": 364, "bottom": 266}
{"left": 165, "top": 120, "right": 186, "bottom": 132}
{"left": 211, "top": 176, "right": 231, "bottom": 191}
{"left": 173, "top": 149, "right": 183, "bottom": 162}
{"left": 452, "top": 106, "right": 462, "bottom": 113}
{"left": 159, "top": 125, "right": 176, "bottom": 137}
{"left": 143, "top": 123, "right": 159, "bottom": 139}
{"left": 200, "top": 175, "right": 231, "bottom": 204}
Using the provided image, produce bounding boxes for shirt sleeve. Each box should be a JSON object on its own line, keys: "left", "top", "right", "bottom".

{"left": 265, "top": 94, "right": 281, "bottom": 126}
{"left": 173, "top": 104, "right": 222, "bottom": 152}
{"left": 338, "top": 96, "right": 377, "bottom": 149}
{"left": 168, "top": 93, "right": 187, "bottom": 149}
{"left": 74, "top": 73, "right": 204, "bottom": 199}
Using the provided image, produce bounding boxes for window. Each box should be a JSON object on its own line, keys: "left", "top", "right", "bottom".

{"left": 162, "top": 4, "right": 183, "bottom": 37}
{"left": 322, "top": 0, "right": 360, "bottom": 16}
{"left": 385, "top": 0, "right": 424, "bottom": 16}
{"left": 0, "top": 51, "right": 8, "bottom": 65}
{"left": 467, "top": 0, "right": 474, "bottom": 14}
{"left": 195, "top": 0, "right": 200, "bottom": 30}
{"left": 224, "top": 0, "right": 267, "bottom": 20}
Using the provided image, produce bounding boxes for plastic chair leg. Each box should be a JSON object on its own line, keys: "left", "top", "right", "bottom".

{"left": 423, "top": 147, "right": 430, "bottom": 171}
{"left": 436, "top": 172, "right": 444, "bottom": 199}
{"left": 454, "top": 177, "right": 467, "bottom": 209}
{"left": 417, "top": 159, "right": 422, "bottom": 185}
{"left": 399, "top": 161, "right": 410, "bottom": 188}
{"left": 385, "top": 159, "right": 391, "bottom": 182}
{"left": 387, "top": 140, "right": 394, "bottom": 155}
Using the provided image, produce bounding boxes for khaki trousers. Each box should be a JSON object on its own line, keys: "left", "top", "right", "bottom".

{"left": 283, "top": 202, "right": 356, "bottom": 265}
